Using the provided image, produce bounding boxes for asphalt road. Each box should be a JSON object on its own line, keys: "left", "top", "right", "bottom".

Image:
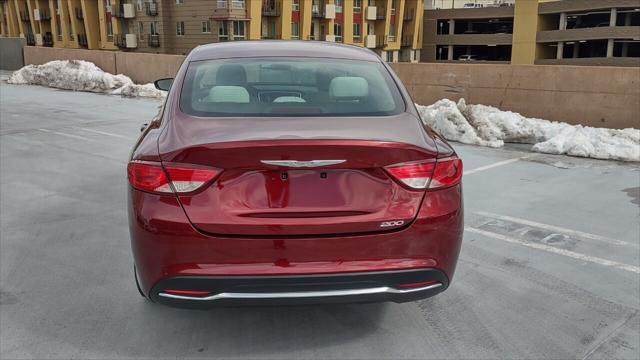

{"left": 1, "top": 82, "right": 639, "bottom": 360}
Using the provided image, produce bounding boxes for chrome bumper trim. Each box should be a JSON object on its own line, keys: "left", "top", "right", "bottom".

{"left": 158, "top": 283, "right": 443, "bottom": 301}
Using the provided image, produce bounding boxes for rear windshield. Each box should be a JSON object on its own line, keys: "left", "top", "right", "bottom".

{"left": 179, "top": 57, "right": 405, "bottom": 117}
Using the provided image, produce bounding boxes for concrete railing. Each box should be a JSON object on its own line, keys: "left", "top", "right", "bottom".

{"left": 19, "top": 46, "right": 640, "bottom": 129}
{"left": 390, "top": 62, "right": 640, "bottom": 129}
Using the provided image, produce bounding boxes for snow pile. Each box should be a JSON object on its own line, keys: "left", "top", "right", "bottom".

{"left": 7, "top": 60, "right": 166, "bottom": 99}
{"left": 417, "top": 99, "right": 640, "bottom": 162}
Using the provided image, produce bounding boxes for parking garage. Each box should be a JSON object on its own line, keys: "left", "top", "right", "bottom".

{"left": 436, "top": 17, "right": 513, "bottom": 35}
{"left": 536, "top": 4, "right": 640, "bottom": 65}
{"left": 435, "top": 44, "right": 511, "bottom": 61}
{"left": 423, "top": 5, "right": 515, "bottom": 62}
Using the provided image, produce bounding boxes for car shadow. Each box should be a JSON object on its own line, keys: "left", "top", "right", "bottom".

{"left": 128, "top": 300, "right": 389, "bottom": 357}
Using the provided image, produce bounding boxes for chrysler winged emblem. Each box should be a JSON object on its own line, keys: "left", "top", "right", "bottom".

{"left": 260, "top": 160, "right": 346, "bottom": 168}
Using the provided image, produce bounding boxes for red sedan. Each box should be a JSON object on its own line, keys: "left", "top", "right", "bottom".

{"left": 127, "top": 41, "right": 463, "bottom": 307}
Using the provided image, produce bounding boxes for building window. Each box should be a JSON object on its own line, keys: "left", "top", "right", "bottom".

{"left": 150, "top": 21, "right": 158, "bottom": 35}
{"left": 232, "top": 21, "right": 245, "bottom": 40}
{"left": 176, "top": 21, "right": 185, "bottom": 36}
{"left": 292, "top": 0, "right": 300, "bottom": 11}
{"left": 219, "top": 21, "right": 229, "bottom": 41}
{"left": 353, "top": 0, "right": 361, "bottom": 13}
{"left": 291, "top": 22, "right": 299, "bottom": 39}
{"left": 202, "top": 20, "right": 211, "bottom": 33}
{"left": 217, "top": 0, "right": 228, "bottom": 8}
{"left": 390, "top": 0, "right": 396, "bottom": 15}
{"left": 386, "top": 51, "right": 393, "bottom": 62}
{"left": 138, "top": 21, "right": 144, "bottom": 40}
{"left": 388, "top": 23, "right": 395, "bottom": 41}
{"left": 136, "top": 0, "right": 143, "bottom": 11}
{"left": 176, "top": 0, "right": 184, "bottom": 4}
{"left": 334, "top": 23, "right": 342, "bottom": 42}
{"left": 353, "top": 23, "right": 361, "bottom": 42}
{"left": 335, "top": 0, "right": 342, "bottom": 13}
{"left": 231, "top": 0, "right": 244, "bottom": 9}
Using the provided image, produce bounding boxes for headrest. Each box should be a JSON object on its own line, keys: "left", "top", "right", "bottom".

{"left": 216, "top": 64, "right": 247, "bottom": 85}
{"left": 206, "top": 86, "right": 250, "bottom": 103}
{"left": 273, "top": 96, "right": 306, "bottom": 103}
{"left": 329, "top": 77, "right": 369, "bottom": 99}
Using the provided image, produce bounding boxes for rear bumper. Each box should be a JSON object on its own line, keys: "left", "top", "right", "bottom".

{"left": 151, "top": 268, "right": 448, "bottom": 308}
{"left": 128, "top": 184, "right": 464, "bottom": 304}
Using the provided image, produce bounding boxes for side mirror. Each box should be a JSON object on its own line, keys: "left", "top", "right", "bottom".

{"left": 154, "top": 78, "right": 173, "bottom": 91}
{"left": 140, "top": 123, "right": 148, "bottom": 132}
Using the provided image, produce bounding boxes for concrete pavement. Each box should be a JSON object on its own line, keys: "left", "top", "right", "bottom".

{"left": 1, "top": 82, "right": 639, "bottom": 359}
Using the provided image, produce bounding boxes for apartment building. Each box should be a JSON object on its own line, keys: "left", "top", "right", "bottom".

{"left": 422, "top": 0, "right": 640, "bottom": 66}
{"left": 0, "top": 0, "right": 424, "bottom": 62}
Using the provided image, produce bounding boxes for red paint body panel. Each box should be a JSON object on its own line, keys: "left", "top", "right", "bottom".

{"left": 160, "top": 139, "right": 436, "bottom": 236}
{"left": 128, "top": 184, "right": 463, "bottom": 294}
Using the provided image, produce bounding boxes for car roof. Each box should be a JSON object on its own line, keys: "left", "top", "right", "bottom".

{"left": 188, "top": 40, "right": 382, "bottom": 62}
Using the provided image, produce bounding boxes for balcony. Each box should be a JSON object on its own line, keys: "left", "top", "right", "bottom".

{"left": 114, "top": 33, "right": 137, "bottom": 48}
{"left": 77, "top": 33, "right": 88, "bottom": 47}
{"left": 376, "top": 7, "right": 385, "bottom": 20}
{"left": 375, "top": 34, "right": 387, "bottom": 47}
{"left": 403, "top": 9, "right": 414, "bottom": 22}
{"left": 311, "top": 4, "right": 323, "bottom": 18}
{"left": 25, "top": 33, "right": 35, "bottom": 45}
{"left": 401, "top": 34, "right": 413, "bottom": 47}
{"left": 35, "top": 9, "right": 52, "bottom": 21}
{"left": 148, "top": 34, "right": 160, "bottom": 47}
{"left": 231, "top": 0, "right": 245, "bottom": 9}
{"left": 262, "top": 6, "right": 279, "bottom": 17}
{"left": 114, "top": 34, "right": 126, "bottom": 47}
{"left": 43, "top": 33, "right": 54, "bottom": 46}
{"left": 75, "top": 7, "right": 84, "bottom": 20}
{"left": 146, "top": 2, "right": 158, "bottom": 16}
{"left": 111, "top": 5, "right": 122, "bottom": 17}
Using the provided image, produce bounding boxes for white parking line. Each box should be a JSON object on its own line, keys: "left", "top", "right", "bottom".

{"left": 37, "top": 128, "right": 95, "bottom": 142}
{"left": 466, "top": 227, "right": 640, "bottom": 274}
{"left": 464, "top": 155, "right": 532, "bottom": 175}
{"left": 476, "top": 211, "right": 635, "bottom": 248}
{"left": 77, "top": 127, "right": 133, "bottom": 139}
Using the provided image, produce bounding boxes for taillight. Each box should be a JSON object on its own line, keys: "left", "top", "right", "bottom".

{"left": 384, "top": 157, "right": 462, "bottom": 190}
{"left": 430, "top": 158, "right": 463, "bottom": 189}
{"left": 127, "top": 161, "right": 220, "bottom": 194}
{"left": 385, "top": 160, "right": 435, "bottom": 189}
